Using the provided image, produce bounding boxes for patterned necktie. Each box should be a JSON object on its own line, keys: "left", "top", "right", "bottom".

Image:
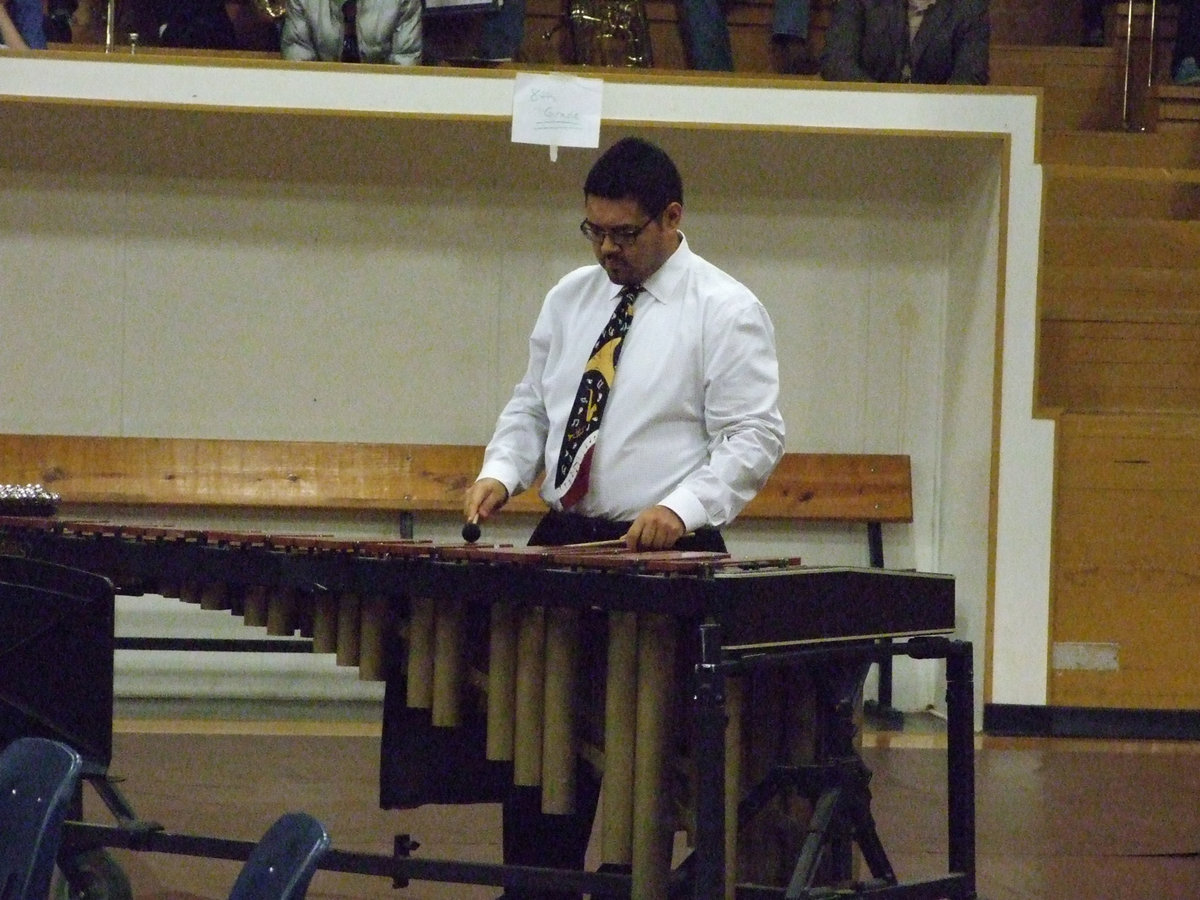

{"left": 553, "top": 283, "right": 641, "bottom": 508}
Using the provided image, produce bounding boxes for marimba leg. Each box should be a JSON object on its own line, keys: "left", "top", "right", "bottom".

{"left": 540, "top": 606, "right": 579, "bottom": 814}
{"left": 601, "top": 609, "right": 638, "bottom": 868}
{"left": 431, "top": 596, "right": 465, "bottom": 727}
{"left": 513, "top": 604, "right": 546, "bottom": 787}
{"left": 724, "top": 677, "right": 744, "bottom": 900}
{"left": 199, "top": 582, "right": 229, "bottom": 611}
{"left": 266, "top": 586, "right": 298, "bottom": 636}
{"left": 311, "top": 592, "right": 338, "bottom": 655}
{"left": 736, "top": 666, "right": 818, "bottom": 886}
{"left": 336, "top": 592, "right": 362, "bottom": 668}
{"left": 632, "top": 612, "right": 675, "bottom": 899}
{"left": 359, "top": 594, "right": 388, "bottom": 681}
{"left": 406, "top": 595, "right": 434, "bottom": 708}
{"left": 486, "top": 601, "right": 518, "bottom": 762}
{"left": 242, "top": 584, "right": 269, "bottom": 627}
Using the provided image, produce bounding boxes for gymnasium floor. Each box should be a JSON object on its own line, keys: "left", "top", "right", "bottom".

{"left": 76, "top": 712, "right": 1200, "bottom": 900}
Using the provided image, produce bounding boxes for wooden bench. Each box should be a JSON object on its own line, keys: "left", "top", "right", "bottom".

{"left": 0, "top": 433, "right": 911, "bottom": 579}
{"left": 0, "top": 433, "right": 914, "bottom": 719}
{"left": 0, "top": 434, "right": 911, "bottom": 523}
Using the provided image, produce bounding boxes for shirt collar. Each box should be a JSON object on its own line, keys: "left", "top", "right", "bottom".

{"left": 633, "top": 231, "right": 690, "bottom": 305}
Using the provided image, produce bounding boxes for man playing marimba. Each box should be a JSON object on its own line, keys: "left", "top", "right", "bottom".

{"left": 462, "top": 135, "right": 786, "bottom": 899}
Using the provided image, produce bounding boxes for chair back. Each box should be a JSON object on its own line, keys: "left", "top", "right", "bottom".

{"left": 0, "top": 557, "right": 115, "bottom": 772}
{"left": 227, "top": 813, "right": 330, "bottom": 900}
{"left": 0, "top": 557, "right": 113, "bottom": 606}
{"left": 0, "top": 737, "right": 84, "bottom": 900}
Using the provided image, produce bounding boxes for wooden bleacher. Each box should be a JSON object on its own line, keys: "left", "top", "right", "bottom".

{"left": 1017, "top": 5, "right": 1200, "bottom": 710}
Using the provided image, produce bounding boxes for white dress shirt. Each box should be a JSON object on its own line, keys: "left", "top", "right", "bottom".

{"left": 479, "top": 234, "right": 785, "bottom": 532}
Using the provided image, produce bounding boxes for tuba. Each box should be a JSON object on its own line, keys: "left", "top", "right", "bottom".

{"left": 252, "top": 0, "right": 288, "bottom": 21}
{"left": 557, "top": 0, "right": 653, "bottom": 68}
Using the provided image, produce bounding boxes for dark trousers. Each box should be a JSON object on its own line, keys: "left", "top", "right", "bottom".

{"left": 500, "top": 510, "right": 725, "bottom": 899}
{"left": 1175, "top": 0, "right": 1200, "bottom": 68}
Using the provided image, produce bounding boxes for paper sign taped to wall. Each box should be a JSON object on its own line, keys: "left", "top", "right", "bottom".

{"left": 511, "top": 73, "right": 602, "bottom": 152}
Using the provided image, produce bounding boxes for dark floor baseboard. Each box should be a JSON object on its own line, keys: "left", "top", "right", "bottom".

{"left": 984, "top": 703, "right": 1200, "bottom": 740}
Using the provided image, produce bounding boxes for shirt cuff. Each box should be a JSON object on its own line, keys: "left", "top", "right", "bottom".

{"left": 657, "top": 487, "right": 709, "bottom": 534}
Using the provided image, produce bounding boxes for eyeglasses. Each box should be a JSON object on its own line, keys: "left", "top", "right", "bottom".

{"left": 580, "top": 217, "right": 653, "bottom": 248}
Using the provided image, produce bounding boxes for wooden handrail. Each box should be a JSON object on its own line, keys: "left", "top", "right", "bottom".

{"left": 0, "top": 435, "right": 911, "bottom": 523}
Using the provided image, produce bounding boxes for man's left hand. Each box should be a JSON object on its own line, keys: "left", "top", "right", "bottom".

{"left": 624, "top": 505, "right": 686, "bottom": 551}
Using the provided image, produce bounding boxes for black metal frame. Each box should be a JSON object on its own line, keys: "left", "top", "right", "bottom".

{"left": 692, "top": 634, "right": 975, "bottom": 900}
{"left": 61, "top": 632, "right": 975, "bottom": 900}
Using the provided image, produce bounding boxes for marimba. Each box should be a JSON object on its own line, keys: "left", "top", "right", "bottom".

{"left": 0, "top": 516, "right": 974, "bottom": 900}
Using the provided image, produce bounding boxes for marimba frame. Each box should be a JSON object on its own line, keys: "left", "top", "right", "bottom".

{"left": 0, "top": 518, "right": 974, "bottom": 899}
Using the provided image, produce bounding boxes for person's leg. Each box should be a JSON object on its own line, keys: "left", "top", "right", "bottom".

{"left": 770, "top": 0, "right": 817, "bottom": 73}
{"left": 500, "top": 760, "right": 602, "bottom": 900}
{"left": 477, "top": 0, "right": 524, "bottom": 60}
{"left": 1173, "top": 0, "right": 1200, "bottom": 83}
{"left": 771, "top": 0, "right": 808, "bottom": 40}
{"left": 1081, "top": 0, "right": 1104, "bottom": 46}
{"left": 676, "top": 0, "right": 734, "bottom": 70}
{"left": 8, "top": 0, "right": 47, "bottom": 47}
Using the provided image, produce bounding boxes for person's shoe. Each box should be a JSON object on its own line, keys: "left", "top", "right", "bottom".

{"left": 1174, "top": 56, "right": 1200, "bottom": 86}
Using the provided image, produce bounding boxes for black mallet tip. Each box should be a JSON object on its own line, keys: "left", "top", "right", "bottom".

{"left": 461, "top": 521, "right": 481, "bottom": 543}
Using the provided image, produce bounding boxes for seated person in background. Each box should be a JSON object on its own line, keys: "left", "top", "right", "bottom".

{"left": 820, "top": 0, "right": 989, "bottom": 84}
{"left": 281, "top": 0, "right": 421, "bottom": 63}
{"left": 2, "top": 0, "right": 45, "bottom": 47}
{"left": 157, "top": 0, "right": 238, "bottom": 49}
{"left": 421, "top": 0, "right": 524, "bottom": 65}
{"left": 1081, "top": 0, "right": 1104, "bottom": 47}
{"left": 677, "top": 0, "right": 817, "bottom": 72}
{"left": 769, "top": 0, "right": 819, "bottom": 73}
{"left": 1173, "top": 0, "right": 1200, "bottom": 85}
{"left": 475, "top": 0, "right": 523, "bottom": 61}
{"left": 44, "top": 0, "right": 76, "bottom": 43}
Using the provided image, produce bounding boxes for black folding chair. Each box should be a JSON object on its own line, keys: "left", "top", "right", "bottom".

{"left": 228, "top": 813, "right": 331, "bottom": 900}
{"left": 0, "top": 736, "right": 83, "bottom": 900}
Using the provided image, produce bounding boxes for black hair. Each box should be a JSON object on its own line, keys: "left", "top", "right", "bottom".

{"left": 583, "top": 137, "right": 683, "bottom": 219}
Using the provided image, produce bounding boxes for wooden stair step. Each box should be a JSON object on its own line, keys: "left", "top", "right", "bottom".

{"left": 1043, "top": 129, "right": 1200, "bottom": 167}
{"left": 1040, "top": 318, "right": 1200, "bottom": 413}
{"left": 1041, "top": 288, "right": 1200, "bottom": 324}
{"left": 1154, "top": 84, "right": 1200, "bottom": 130}
{"left": 1042, "top": 265, "right": 1200, "bottom": 324}
{"left": 1046, "top": 163, "right": 1200, "bottom": 183}
{"left": 1044, "top": 264, "right": 1200, "bottom": 293}
{"left": 990, "top": 44, "right": 1125, "bottom": 131}
{"left": 1043, "top": 218, "right": 1200, "bottom": 269}
{"left": 1045, "top": 167, "right": 1200, "bottom": 219}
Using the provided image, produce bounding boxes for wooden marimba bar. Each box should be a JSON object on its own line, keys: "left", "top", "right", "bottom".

{"left": 0, "top": 514, "right": 962, "bottom": 900}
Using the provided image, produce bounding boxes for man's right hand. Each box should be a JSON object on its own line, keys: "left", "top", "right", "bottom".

{"left": 464, "top": 477, "right": 509, "bottom": 524}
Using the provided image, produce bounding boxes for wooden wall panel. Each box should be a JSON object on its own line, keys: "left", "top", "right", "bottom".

{"left": 1051, "top": 413, "right": 1200, "bottom": 708}
{"left": 1044, "top": 219, "right": 1200, "bottom": 271}
{"left": 1040, "top": 320, "right": 1200, "bottom": 412}
{"left": 1044, "top": 175, "right": 1200, "bottom": 221}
